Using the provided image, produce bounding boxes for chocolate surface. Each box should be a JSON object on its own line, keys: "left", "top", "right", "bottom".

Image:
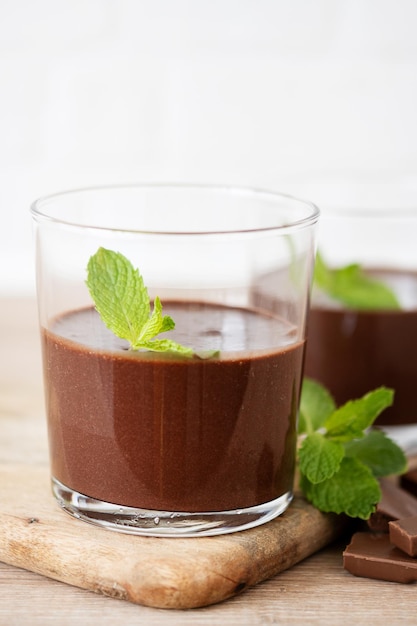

{"left": 304, "top": 269, "right": 417, "bottom": 425}
{"left": 400, "top": 469, "right": 417, "bottom": 498}
{"left": 389, "top": 517, "right": 417, "bottom": 557}
{"left": 343, "top": 532, "right": 417, "bottom": 583}
{"left": 42, "top": 302, "right": 304, "bottom": 512}
{"left": 367, "top": 479, "right": 417, "bottom": 533}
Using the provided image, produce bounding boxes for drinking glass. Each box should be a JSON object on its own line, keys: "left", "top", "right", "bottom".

{"left": 304, "top": 205, "right": 417, "bottom": 429}
{"left": 31, "top": 184, "right": 318, "bottom": 537}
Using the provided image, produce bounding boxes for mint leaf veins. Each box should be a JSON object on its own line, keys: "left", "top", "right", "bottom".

{"left": 86, "top": 247, "right": 193, "bottom": 356}
{"left": 314, "top": 251, "right": 401, "bottom": 310}
{"left": 298, "top": 379, "right": 407, "bottom": 519}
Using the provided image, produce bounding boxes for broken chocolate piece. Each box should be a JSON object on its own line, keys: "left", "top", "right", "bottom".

{"left": 389, "top": 516, "right": 417, "bottom": 558}
{"left": 400, "top": 469, "right": 417, "bottom": 499}
{"left": 343, "top": 532, "right": 417, "bottom": 583}
{"left": 367, "top": 478, "right": 417, "bottom": 532}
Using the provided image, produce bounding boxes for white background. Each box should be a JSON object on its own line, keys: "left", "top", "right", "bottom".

{"left": 1, "top": 0, "right": 417, "bottom": 294}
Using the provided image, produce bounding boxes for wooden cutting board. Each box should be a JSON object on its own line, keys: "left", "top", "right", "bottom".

{"left": 0, "top": 464, "right": 348, "bottom": 609}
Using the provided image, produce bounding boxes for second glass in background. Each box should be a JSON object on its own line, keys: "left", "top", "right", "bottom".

{"left": 304, "top": 202, "right": 417, "bottom": 428}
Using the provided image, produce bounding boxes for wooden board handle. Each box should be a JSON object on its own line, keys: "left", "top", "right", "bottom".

{"left": 0, "top": 464, "right": 349, "bottom": 609}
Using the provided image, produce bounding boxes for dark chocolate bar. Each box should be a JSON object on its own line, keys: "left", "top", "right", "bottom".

{"left": 400, "top": 469, "right": 417, "bottom": 499}
{"left": 389, "top": 516, "right": 417, "bottom": 558}
{"left": 343, "top": 532, "right": 417, "bottom": 583}
{"left": 367, "top": 478, "right": 417, "bottom": 532}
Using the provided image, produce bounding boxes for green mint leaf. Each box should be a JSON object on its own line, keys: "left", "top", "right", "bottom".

{"left": 298, "top": 432, "right": 344, "bottom": 484}
{"left": 297, "top": 382, "right": 404, "bottom": 519}
{"left": 324, "top": 387, "right": 394, "bottom": 442}
{"left": 138, "top": 339, "right": 193, "bottom": 356}
{"left": 300, "top": 456, "right": 381, "bottom": 520}
{"left": 86, "top": 248, "right": 193, "bottom": 356}
{"left": 134, "top": 297, "right": 175, "bottom": 346}
{"left": 194, "top": 349, "right": 221, "bottom": 360}
{"left": 86, "top": 247, "right": 150, "bottom": 344}
{"left": 298, "top": 378, "right": 336, "bottom": 434}
{"left": 314, "top": 251, "right": 401, "bottom": 310}
{"left": 344, "top": 429, "right": 407, "bottom": 477}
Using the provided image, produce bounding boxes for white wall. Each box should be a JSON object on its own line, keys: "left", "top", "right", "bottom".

{"left": 1, "top": 0, "right": 417, "bottom": 294}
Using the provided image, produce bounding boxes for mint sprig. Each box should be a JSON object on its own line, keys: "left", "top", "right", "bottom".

{"left": 314, "top": 251, "right": 401, "bottom": 310}
{"left": 86, "top": 247, "right": 193, "bottom": 356}
{"left": 298, "top": 379, "right": 407, "bottom": 519}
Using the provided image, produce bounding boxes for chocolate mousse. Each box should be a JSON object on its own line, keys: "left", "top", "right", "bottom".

{"left": 41, "top": 301, "right": 304, "bottom": 513}
{"left": 304, "top": 269, "right": 417, "bottom": 425}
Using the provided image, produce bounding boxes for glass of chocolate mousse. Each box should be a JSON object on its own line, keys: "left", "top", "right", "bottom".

{"left": 31, "top": 184, "right": 318, "bottom": 537}
{"left": 304, "top": 205, "right": 417, "bottom": 431}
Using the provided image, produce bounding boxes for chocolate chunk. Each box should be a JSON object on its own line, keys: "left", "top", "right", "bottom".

{"left": 400, "top": 469, "right": 417, "bottom": 499}
{"left": 367, "top": 478, "right": 417, "bottom": 532}
{"left": 343, "top": 532, "right": 417, "bottom": 583}
{"left": 389, "top": 516, "right": 417, "bottom": 557}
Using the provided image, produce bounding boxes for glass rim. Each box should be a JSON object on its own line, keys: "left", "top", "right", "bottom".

{"left": 30, "top": 182, "right": 320, "bottom": 237}
{"left": 318, "top": 204, "right": 417, "bottom": 219}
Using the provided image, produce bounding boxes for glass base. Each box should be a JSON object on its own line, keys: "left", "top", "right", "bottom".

{"left": 52, "top": 478, "right": 293, "bottom": 537}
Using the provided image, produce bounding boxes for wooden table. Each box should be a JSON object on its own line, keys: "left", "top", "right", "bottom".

{"left": 1, "top": 297, "right": 416, "bottom": 625}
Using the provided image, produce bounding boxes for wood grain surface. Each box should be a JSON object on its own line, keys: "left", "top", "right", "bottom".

{"left": 0, "top": 464, "right": 347, "bottom": 609}
{"left": 2, "top": 298, "right": 417, "bottom": 625}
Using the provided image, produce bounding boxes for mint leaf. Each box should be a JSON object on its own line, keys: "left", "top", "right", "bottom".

{"left": 86, "top": 247, "right": 150, "bottom": 344}
{"left": 324, "top": 387, "right": 394, "bottom": 441}
{"left": 344, "top": 429, "right": 407, "bottom": 477}
{"left": 86, "top": 248, "right": 193, "bottom": 356}
{"left": 298, "top": 432, "right": 344, "bottom": 484}
{"left": 297, "top": 380, "right": 404, "bottom": 519}
{"left": 300, "top": 456, "right": 381, "bottom": 520}
{"left": 314, "top": 251, "right": 400, "bottom": 310}
{"left": 298, "top": 378, "right": 336, "bottom": 434}
{"left": 137, "top": 339, "right": 193, "bottom": 356}
{"left": 134, "top": 296, "right": 175, "bottom": 346}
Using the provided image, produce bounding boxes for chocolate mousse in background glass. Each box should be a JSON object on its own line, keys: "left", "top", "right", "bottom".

{"left": 30, "top": 184, "right": 319, "bottom": 537}
{"left": 303, "top": 200, "right": 417, "bottom": 443}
